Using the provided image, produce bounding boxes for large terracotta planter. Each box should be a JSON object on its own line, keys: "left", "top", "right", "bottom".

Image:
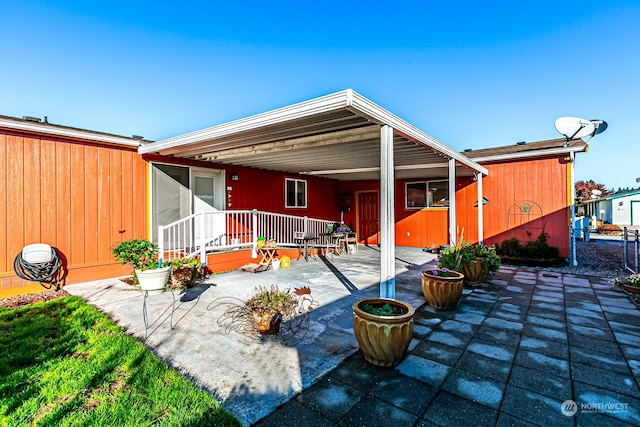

{"left": 421, "top": 270, "right": 464, "bottom": 310}
{"left": 462, "top": 259, "right": 485, "bottom": 285}
{"left": 136, "top": 266, "right": 171, "bottom": 295}
{"left": 352, "top": 298, "right": 414, "bottom": 367}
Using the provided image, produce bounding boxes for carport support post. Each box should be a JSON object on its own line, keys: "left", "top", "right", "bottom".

{"left": 449, "top": 158, "right": 457, "bottom": 246}
{"left": 380, "top": 125, "right": 395, "bottom": 299}
{"left": 477, "top": 173, "right": 483, "bottom": 245}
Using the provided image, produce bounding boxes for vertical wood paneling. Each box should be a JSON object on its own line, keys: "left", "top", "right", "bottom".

{"left": 40, "top": 138, "right": 57, "bottom": 245}
{"left": 132, "top": 153, "right": 147, "bottom": 238}
{"left": 96, "top": 147, "right": 111, "bottom": 261}
{"left": 70, "top": 143, "right": 85, "bottom": 264}
{"left": 55, "top": 142, "right": 72, "bottom": 265}
{"left": 479, "top": 157, "right": 570, "bottom": 256}
{"left": 0, "top": 134, "right": 6, "bottom": 273}
{"left": 6, "top": 135, "right": 24, "bottom": 265}
{"left": 120, "top": 151, "right": 134, "bottom": 240}
{"left": 84, "top": 145, "right": 99, "bottom": 263}
{"left": 110, "top": 150, "right": 123, "bottom": 246}
{"left": 23, "top": 136, "right": 42, "bottom": 244}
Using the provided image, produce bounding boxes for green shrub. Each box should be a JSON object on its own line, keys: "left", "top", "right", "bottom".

{"left": 497, "top": 232, "right": 560, "bottom": 260}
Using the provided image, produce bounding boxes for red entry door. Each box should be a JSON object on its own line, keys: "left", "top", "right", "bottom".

{"left": 357, "top": 191, "right": 379, "bottom": 245}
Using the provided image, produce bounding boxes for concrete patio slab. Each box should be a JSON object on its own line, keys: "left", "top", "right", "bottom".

{"left": 66, "top": 246, "right": 640, "bottom": 426}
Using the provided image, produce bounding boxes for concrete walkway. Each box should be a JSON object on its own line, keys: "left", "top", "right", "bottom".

{"left": 66, "top": 246, "right": 640, "bottom": 426}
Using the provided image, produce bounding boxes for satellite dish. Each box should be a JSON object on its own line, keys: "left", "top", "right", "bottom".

{"left": 555, "top": 117, "right": 596, "bottom": 140}
{"left": 590, "top": 119, "right": 608, "bottom": 136}
{"left": 591, "top": 189, "right": 602, "bottom": 196}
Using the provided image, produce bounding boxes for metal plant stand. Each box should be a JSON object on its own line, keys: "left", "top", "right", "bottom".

{"left": 208, "top": 287, "right": 318, "bottom": 345}
{"left": 143, "top": 289, "right": 176, "bottom": 339}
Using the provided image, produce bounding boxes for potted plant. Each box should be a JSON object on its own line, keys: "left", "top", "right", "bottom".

{"left": 352, "top": 298, "right": 415, "bottom": 367}
{"left": 421, "top": 268, "right": 465, "bottom": 310}
{"left": 439, "top": 240, "right": 501, "bottom": 285}
{"left": 163, "top": 257, "right": 203, "bottom": 290}
{"left": 111, "top": 238, "right": 170, "bottom": 295}
{"left": 614, "top": 274, "right": 640, "bottom": 295}
{"left": 245, "top": 285, "right": 300, "bottom": 335}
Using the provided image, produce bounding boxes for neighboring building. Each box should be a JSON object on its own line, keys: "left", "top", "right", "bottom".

{"left": 583, "top": 190, "right": 640, "bottom": 226}
{"left": 0, "top": 90, "right": 587, "bottom": 298}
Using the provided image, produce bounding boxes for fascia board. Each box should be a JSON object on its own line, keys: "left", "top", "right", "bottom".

{"left": 139, "top": 90, "right": 352, "bottom": 154}
{"left": 471, "top": 145, "right": 587, "bottom": 163}
{"left": 0, "top": 118, "right": 140, "bottom": 147}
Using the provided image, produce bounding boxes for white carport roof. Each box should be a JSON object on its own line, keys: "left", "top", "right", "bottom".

{"left": 139, "top": 89, "right": 488, "bottom": 180}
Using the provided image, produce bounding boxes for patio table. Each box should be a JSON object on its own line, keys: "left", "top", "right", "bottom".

{"left": 294, "top": 233, "right": 317, "bottom": 261}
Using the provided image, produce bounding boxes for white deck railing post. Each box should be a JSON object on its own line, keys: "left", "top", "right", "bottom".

{"left": 157, "top": 225, "right": 164, "bottom": 263}
{"left": 252, "top": 209, "right": 258, "bottom": 258}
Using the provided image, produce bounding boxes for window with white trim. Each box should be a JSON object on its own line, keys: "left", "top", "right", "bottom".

{"left": 285, "top": 178, "right": 307, "bottom": 208}
{"left": 406, "top": 180, "right": 449, "bottom": 208}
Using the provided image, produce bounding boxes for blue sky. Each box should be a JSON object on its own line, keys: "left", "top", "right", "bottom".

{"left": 2, "top": 1, "right": 638, "bottom": 190}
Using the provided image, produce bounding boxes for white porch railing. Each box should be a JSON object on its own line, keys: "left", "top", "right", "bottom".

{"left": 157, "top": 209, "right": 337, "bottom": 265}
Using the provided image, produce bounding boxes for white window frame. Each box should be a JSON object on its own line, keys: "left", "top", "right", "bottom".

{"left": 405, "top": 180, "right": 449, "bottom": 209}
{"left": 285, "top": 178, "right": 307, "bottom": 208}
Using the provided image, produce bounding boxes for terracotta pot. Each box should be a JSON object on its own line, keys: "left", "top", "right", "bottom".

{"left": 352, "top": 298, "right": 414, "bottom": 367}
{"left": 462, "top": 259, "right": 485, "bottom": 284}
{"left": 421, "top": 270, "right": 464, "bottom": 310}
{"left": 623, "top": 284, "right": 640, "bottom": 294}
{"left": 136, "top": 266, "right": 171, "bottom": 296}
{"left": 252, "top": 311, "right": 282, "bottom": 335}
{"left": 169, "top": 267, "right": 194, "bottom": 289}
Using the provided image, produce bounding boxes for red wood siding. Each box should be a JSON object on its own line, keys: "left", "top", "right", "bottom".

{"left": 1, "top": 129, "right": 147, "bottom": 298}
{"left": 459, "top": 157, "right": 570, "bottom": 256}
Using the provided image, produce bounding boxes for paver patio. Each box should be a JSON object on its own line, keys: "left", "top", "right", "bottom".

{"left": 66, "top": 246, "right": 640, "bottom": 426}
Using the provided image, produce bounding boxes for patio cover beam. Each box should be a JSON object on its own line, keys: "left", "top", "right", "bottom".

{"left": 302, "top": 162, "right": 452, "bottom": 176}
{"left": 198, "top": 126, "right": 381, "bottom": 161}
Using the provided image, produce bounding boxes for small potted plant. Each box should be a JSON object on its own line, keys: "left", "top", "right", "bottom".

{"left": 439, "top": 241, "right": 501, "bottom": 285}
{"left": 352, "top": 298, "right": 415, "bottom": 367}
{"left": 614, "top": 274, "right": 640, "bottom": 295}
{"left": 163, "top": 257, "right": 203, "bottom": 290}
{"left": 111, "top": 238, "right": 170, "bottom": 295}
{"left": 245, "top": 285, "right": 300, "bottom": 335}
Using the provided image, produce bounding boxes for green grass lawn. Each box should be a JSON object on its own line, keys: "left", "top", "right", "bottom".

{"left": 0, "top": 296, "right": 240, "bottom": 426}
